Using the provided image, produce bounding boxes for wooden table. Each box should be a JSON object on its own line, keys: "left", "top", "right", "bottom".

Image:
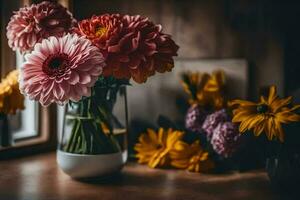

{"left": 0, "top": 152, "right": 282, "bottom": 200}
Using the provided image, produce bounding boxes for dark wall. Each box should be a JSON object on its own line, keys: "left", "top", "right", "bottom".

{"left": 73, "top": 0, "right": 300, "bottom": 99}
{"left": 5, "top": 0, "right": 299, "bottom": 98}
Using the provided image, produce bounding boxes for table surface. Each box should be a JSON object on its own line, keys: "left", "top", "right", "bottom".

{"left": 0, "top": 152, "right": 283, "bottom": 200}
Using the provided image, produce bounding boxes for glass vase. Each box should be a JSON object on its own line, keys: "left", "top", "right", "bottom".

{"left": 266, "top": 147, "right": 300, "bottom": 193}
{"left": 57, "top": 85, "right": 128, "bottom": 179}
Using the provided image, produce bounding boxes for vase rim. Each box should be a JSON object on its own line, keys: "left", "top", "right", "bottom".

{"left": 57, "top": 149, "right": 124, "bottom": 157}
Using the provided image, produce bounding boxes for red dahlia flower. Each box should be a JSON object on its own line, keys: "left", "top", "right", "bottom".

{"left": 75, "top": 14, "right": 179, "bottom": 83}
{"left": 75, "top": 14, "right": 123, "bottom": 52}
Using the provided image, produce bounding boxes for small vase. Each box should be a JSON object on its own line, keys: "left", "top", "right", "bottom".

{"left": 266, "top": 148, "right": 300, "bottom": 192}
{"left": 57, "top": 85, "right": 128, "bottom": 179}
{"left": 0, "top": 114, "right": 12, "bottom": 147}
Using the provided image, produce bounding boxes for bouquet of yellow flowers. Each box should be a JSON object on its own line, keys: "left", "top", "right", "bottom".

{"left": 0, "top": 69, "right": 25, "bottom": 147}
{"left": 181, "top": 70, "right": 226, "bottom": 110}
{"left": 134, "top": 70, "right": 231, "bottom": 173}
{"left": 0, "top": 70, "right": 24, "bottom": 115}
{"left": 230, "top": 85, "right": 300, "bottom": 190}
{"left": 135, "top": 127, "right": 214, "bottom": 173}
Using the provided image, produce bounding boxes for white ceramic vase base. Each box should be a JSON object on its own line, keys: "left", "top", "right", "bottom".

{"left": 57, "top": 150, "right": 128, "bottom": 179}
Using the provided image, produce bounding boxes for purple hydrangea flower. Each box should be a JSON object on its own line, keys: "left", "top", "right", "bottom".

{"left": 211, "top": 122, "right": 241, "bottom": 158}
{"left": 202, "top": 109, "right": 229, "bottom": 139}
{"left": 185, "top": 104, "right": 208, "bottom": 133}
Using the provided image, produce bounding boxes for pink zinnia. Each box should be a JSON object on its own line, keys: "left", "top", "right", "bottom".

{"left": 20, "top": 34, "right": 105, "bottom": 106}
{"left": 75, "top": 14, "right": 179, "bottom": 83}
{"left": 6, "top": 1, "right": 75, "bottom": 54}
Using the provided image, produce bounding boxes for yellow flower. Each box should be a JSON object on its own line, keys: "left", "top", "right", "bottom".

{"left": 134, "top": 128, "right": 184, "bottom": 168}
{"left": 170, "top": 140, "right": 214, "bottom": 173}
{"left": 0, "top": 70, "right": 25, "bottom": 115}
{"left": 203, "top": 70, "right": 225, "bottom": 92}
{"left": 230, "top": 85, "right": 300, "bottom": 142}
{"left": 181, "top": 70, "right": 225, "bottom": 110}
{"left": 181, "top": 72, "right": 202, "bottom": 97}
{"left": 100, "top": 122, "right": 110, "bottom": 135}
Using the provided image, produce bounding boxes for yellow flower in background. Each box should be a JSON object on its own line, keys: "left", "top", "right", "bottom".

{"left": 100, "top": 122, "right": 110, "bottom": 135}
{"left": 0, "top": 70, "right": 25, "bottom": 115}
{"left": 181, "top": 70, "right": 225, "bottom": 110}
{"left": 230, "top": 85, "right": 300, "bottom": 142}
{"left": 135, "top": 128, "right": 184, "bottom": 168}
{"left": 203, "top": 70, "right": 225, "bottom": 92}
{"left": 170, "top": 140, "right": 214, "bottom": 173}
{"left": 181, "top": 72, "right": 202, "bottom": 98}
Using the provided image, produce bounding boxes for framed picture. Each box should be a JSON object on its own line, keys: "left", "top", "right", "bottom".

{"left": 127, "top": 59, "right": 248, "bottom": 123}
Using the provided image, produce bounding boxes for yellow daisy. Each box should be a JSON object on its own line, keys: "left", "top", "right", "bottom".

{"left": 134, "top": 128, "right": 184, "bottom": 168}
{"left": 0, "top": 70, "right": 25, "bottom": 115}
{"left": 181, "top": 70, "right": 225, "bottom": 110}
{"left": 230, "top": 85, "right": 300, "bottom": 142}
{"left": 170, "top": 140, "right": 214, "bottom": 173}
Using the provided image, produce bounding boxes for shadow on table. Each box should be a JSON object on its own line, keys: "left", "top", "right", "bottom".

{"left": 71, "top": 166, "right": 298, "bottom": 200}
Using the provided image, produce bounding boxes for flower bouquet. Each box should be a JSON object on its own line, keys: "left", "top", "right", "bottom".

{"left": 179, "top": 72, "right": 300, "bottom": 176}
{"left": 230, "top": 86, "right": 300, "bottom": 191}
{"left": 134, "top": 70, "right": 300, "bottom": 180}
{"left": 6, "top": 1, "right": 178, "bottom": 178}
{"left": 181, "top": 71, "right": 243, "bottom": 169}
{"left": 134, "top": 70, "right": 234, "bottom": 173}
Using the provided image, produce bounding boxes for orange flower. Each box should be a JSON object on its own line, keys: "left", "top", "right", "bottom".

{"left": 230, "top": 85, "right": 300, "bottom": 142}
{"left": 75, "top": 14, "right": 123, "bottom": 51}
{"left": 181, "top": 70, "right": 225, "bottom": 110}
{"left": 134, "top": 128, "right": 184, "bottom": 168}
{"left": 0, "top": 70, "right": 25, "bottom": 114}
{"left": 170, "top": 140, "right": 214, "bottom": 173}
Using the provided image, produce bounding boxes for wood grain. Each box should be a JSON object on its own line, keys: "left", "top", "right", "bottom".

{"left": 0, "top": 152, "right": 283, "bottom": 200}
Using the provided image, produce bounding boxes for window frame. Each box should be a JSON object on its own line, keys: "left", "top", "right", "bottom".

{"left": 0, "top": 106, "right": 57, "bottom": 159}
{"left": 0, "top": 0, "right": 72, "bottom": 159}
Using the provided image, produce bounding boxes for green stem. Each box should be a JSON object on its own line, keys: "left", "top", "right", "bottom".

{"left": 80, "top": 121, "right": 88, "bottom": 154}
{"left": 70, "top": 121, "right": 81, "bottom": 153}
{"left": 83, "top": 121, "right": 93, "bottom": 154}
{"left": 64, "top": 119, "right": 79, "bottom": 152}
{"left": 75, "top": 134, "right": 82, "bottom": 153}
{"left": 63, "top": 84, "right": 125, "bottom": 155}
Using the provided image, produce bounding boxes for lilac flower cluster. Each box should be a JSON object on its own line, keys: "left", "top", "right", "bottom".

{"left": 202, "top": 109, "right": 241, "bottom": 158}
{"left": 185, "top": 104, "right": 208, "bottom": 133}
{"left": 202, "top": 109, "right": 229, "bottom": 139}
{"left": 185, "top": 107, "right": 241, "bottom": 158}
{"left": 210, "top": 122, "right": 241, "bottom": 158}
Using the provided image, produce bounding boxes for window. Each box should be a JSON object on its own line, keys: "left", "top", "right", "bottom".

{"left": 12, "top": 52, "right": 39, "bottom": 141}
{"left": 0, "top": 0, "right": 64, "bottom": 158}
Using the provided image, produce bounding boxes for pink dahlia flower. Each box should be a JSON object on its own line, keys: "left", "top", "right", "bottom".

{"left": 20, "top": 34, "right": 105, "bottom": 106}
{"left": 6, "top": 1, "right": 75, "bottom": 54}
{"left": 75, "top": 14, "right": 179, "bottom": 83}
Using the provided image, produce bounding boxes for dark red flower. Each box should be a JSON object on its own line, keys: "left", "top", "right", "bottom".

{"left": 75, "top": 14, "right": 179, "bottom": 83}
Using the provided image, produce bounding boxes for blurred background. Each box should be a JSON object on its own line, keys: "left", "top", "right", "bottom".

{"left": 2, "top": 0, "right": 300, "bottom": 98}
{"left": 73, "top": 0, "right": 300, "bottom": 99}
{"left": 1, "top": 0, "right": 300, "bottom": 156}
